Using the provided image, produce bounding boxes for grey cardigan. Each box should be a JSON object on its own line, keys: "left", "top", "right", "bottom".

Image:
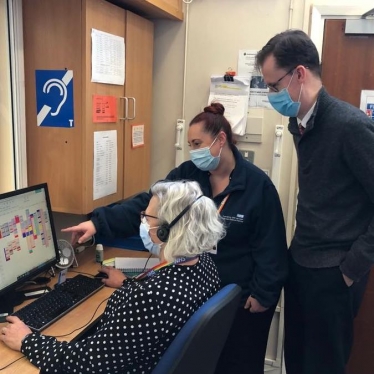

{"left": 288, "top": 87, "right": 374, "bottom": 281}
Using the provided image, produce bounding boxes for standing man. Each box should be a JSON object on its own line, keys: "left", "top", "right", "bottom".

{"left": 256, "top": 29, "right": 374, "bottom": 374}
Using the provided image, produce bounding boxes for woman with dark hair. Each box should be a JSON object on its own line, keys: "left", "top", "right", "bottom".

{"left": 62, "top": 102, "right": 288, "bottom": 374}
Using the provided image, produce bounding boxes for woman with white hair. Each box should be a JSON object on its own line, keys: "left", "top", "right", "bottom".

{"left": 0, "top": 180, "right": 225, "bottom": 374}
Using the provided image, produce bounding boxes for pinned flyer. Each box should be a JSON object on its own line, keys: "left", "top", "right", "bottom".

{"left": 132, "top": 124, "right": 145, "bottom": 148}
{"left": 208, "top": 76, "right": 250, "bottom": 136}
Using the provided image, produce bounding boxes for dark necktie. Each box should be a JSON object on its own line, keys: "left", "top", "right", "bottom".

{"left": 298, "top": 124, "right": 305, "bottom": 135}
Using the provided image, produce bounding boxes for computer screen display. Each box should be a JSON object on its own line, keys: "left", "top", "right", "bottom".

{"left": 0, "top": 183, "right": 59, "bottom": 298}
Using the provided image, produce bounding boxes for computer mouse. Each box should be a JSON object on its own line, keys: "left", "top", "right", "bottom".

{"left": 94, "top": 271, "right": 108, "bottom": 279}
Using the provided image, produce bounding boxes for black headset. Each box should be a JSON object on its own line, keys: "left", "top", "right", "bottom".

{"left": 156, "top": 195, "right": 203, "bottom": 242}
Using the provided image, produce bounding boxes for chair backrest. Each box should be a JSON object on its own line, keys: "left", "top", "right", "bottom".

{"left": 152, "top": 283, "right": 241, "bottom": 374}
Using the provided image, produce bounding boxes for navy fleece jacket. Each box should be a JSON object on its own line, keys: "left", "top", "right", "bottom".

{"left": 91, "top": 147, "right": 288, "bottom": 307}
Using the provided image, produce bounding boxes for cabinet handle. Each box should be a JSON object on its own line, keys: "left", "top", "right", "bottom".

{"left": 119, "top": 97, "right": 128, "bottom": 120}
{"left": 128, "top": 97, "right": 136, "bottom": 120}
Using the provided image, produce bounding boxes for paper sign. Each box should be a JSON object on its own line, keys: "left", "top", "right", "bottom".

{"left": 132, "top": 124, "right": 145, "bottom": 148}
{"left": 93, "top": 95, "right": 117, "bottom": 123}
{"left": 91, "top": 29, "right": 125, "bottom": 85}
{"left": 208, "top": 76, "right": 250, "bottom": 136}
{"left": 93, "top": 130, "right": 118, "bottom": 200}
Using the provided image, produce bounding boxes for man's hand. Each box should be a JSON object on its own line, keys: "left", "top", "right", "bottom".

{"left": 244, "top": 296, "right": 269, "bottom": 313}
{"left": 100, "top": 266, "right": 127, "bottom": 288}
{"left": 61, "top": 220, "right": 96, "bottom": 245}
{"left": 0, "top": 316, "right": 32, "bottom": 351}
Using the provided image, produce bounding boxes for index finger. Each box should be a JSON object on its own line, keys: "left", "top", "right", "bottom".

{"left": 61, "top": 226, "right": 80, "bottom": 233}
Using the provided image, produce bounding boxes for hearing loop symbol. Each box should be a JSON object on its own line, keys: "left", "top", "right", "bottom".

{"left": 43, "top": 79, "right": 67, "bottom": 116}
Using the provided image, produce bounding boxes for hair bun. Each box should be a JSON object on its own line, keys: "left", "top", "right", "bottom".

{"left": 204, "top": 102, "right": 225, "bottom": 116}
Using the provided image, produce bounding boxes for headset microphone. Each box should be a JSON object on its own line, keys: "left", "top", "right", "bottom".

{"left": 156, "top": 195, "right": 203, "bottom": 242}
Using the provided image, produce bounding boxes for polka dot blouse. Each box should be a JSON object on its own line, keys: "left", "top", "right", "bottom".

{"left": 21, "top": 253, "right": 220, "bottom": 373}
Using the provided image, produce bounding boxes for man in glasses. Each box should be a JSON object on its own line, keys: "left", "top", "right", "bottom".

{"left": 256, "top": 29, "right": 374, "bottom": 374}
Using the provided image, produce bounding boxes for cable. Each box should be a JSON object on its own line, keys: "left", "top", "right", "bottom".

{"left": 53, "top": 297, "right": 109, "bottom": 338}
{"left": 141, "top": 253, "right": 154, "bottom": 274}
{"left": 0, "top": 355, "right": 26, "bottom": 371}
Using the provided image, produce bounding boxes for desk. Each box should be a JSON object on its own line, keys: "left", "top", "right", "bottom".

{"left": 0, "top": 246, "right": 149, "bottom": 374}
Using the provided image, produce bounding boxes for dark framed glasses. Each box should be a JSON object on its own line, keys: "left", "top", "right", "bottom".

{"left": 267, "top": 67, "right": 295, "bottom": 92}
{"left": 140, "top": 211, "right": 158, "bottom": 224}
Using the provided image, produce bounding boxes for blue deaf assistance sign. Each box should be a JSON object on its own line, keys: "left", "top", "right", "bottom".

{"left": 35, "top": 70, "right": 74, "bottom": 127}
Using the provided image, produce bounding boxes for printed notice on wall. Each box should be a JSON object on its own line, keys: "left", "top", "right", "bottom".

{"left": 93, "top": 130, "right": 117, "bottom": 200}
{"left": 360, "top": 90, "right": 374, "bottom": 120}
{"left": 238, "top": 50, "right": 271, "bottom": 109}
{"left": 208, "top": 76, "right": 250, "bottom": 136}
{"left": 93, "top": 95, "right": 117, "bottom": 123}
{"left": 91, "top": 29, "right": 125, "bottom": 85}
{"left": 132, "top": 124, "right": 145, "bottom": 148}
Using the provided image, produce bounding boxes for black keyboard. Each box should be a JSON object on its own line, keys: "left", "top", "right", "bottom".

{"left": 13, "top": 274, "right": 104, "bottom": 332}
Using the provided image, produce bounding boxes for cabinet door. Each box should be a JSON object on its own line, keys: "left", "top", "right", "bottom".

{"left": 23, "top": 0, "right": 84, "bottom": 213}
{"left": 83, "top": 0, "right": 126, "bottom": 213}
{"left": 123, "top": 11, "right": 154, "bottom": 199}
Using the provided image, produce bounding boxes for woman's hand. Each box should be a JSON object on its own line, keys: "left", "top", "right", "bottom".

{"left": 61, "top": 220, "right": 96, "bottom": 245}
{"left": 100, "top": 266, "right": 127, "bottom": 288}
{"left": 0, "top": 316, "right": 32, "bottom": 351}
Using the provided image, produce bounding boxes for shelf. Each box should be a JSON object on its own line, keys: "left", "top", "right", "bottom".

{"left": 106, "top": 0, "right": 183, "bottom": 21}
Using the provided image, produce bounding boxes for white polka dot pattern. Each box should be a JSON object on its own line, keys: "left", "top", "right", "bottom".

{"left": 21, "top": 253, "right": 220, "bottom": 373}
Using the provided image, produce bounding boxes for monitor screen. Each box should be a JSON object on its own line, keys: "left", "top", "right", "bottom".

{"left": 0, "top": 183, "right": 59, "bottom": 301}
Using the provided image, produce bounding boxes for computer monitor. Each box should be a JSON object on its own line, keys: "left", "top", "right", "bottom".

{"left": 0, "top": 183, "right": 59, "bottom": 315}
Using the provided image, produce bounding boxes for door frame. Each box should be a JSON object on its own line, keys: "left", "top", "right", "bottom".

{"left": 308, "top": 4, "right": 373, "bottom": 60}
{"left": 8, "top": 0, "right": 28, "bottom": 189}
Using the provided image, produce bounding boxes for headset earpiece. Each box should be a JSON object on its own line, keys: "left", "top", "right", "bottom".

{"left": 156, "top": 195, "right": 203, "bottom": 243}
{"left": 156, "top": 223, "right": 170, "bottom": 242}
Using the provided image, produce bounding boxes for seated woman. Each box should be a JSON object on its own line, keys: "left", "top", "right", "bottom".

{"left": 0, "top": 180, "right": 225, "bottom": 374}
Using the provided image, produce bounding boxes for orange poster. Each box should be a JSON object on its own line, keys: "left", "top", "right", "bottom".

{"left": 93, "top": 95, "right": 117, "bottom": 123}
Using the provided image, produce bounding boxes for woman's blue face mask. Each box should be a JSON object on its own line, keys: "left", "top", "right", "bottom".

{"left": 267, "top": 71, "right": 303, "bottom": 117}
{"left": 139, "top": 221, "right": 161, "bottom": 257}
{"left": 189, "top": 136, "right": 222, "bottom": 171}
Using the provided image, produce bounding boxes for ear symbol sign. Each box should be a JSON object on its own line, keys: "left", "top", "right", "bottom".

{"left": 43, "top": 78, "right": 67, "bottom": 116}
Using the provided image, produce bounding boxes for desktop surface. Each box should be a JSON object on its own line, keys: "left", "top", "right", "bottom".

{"left": 0, "top": 246, "right": 150, "bottom": 374}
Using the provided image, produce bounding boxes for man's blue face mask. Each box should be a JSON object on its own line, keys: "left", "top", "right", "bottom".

{"left": 267, "top": 71, "right": 303, "bottom": 117}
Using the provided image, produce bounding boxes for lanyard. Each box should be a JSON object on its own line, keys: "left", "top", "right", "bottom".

{"left": 217, "top": 194, "right": 230, "bottom": 214}
{"left": 135, "top": 256, "right": 198, "bottom": 280}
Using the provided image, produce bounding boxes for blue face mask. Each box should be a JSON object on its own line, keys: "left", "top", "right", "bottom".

{"left": 189, "top": 137, "right": 222, "bottom": 171}
{"left": 139, "top": 222, "right": 161, "bottom": 257}
{"left": 267, "top": 72, "right": 303, "bottom": 117}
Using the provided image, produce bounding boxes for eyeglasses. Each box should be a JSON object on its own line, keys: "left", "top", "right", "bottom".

{"left": 267, "top": 68, "right": 295, "bottom": 93}
{"left": 140, "top": 211, "right": 158, "bottom": 224}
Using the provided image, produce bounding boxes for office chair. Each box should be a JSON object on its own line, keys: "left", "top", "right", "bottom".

{"left": 152, "top": 283, "right": 242, "bottom": 374}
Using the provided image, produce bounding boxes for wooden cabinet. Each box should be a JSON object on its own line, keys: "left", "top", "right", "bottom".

{"left": 23, "top": 0, "right": 153, "bottom": 214}
{"left": 107, "top": 0, "right": 183, "bottom": 21}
